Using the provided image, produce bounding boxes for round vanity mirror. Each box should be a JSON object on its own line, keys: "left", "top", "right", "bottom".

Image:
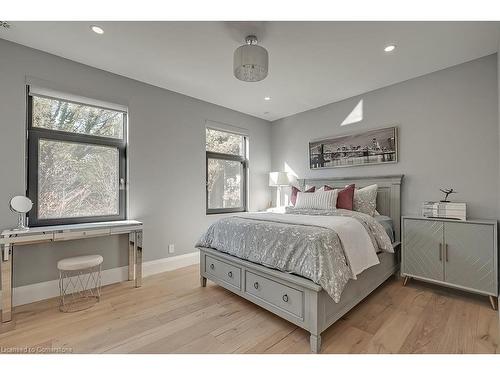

{"left": 9, "top": 196, "right": 33, "bottom": 231}
{"left": 10, "top": 196, "right": 33, "bottom": 214}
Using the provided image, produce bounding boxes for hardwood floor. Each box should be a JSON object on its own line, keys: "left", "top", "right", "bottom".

{"left": 0, "top": 264, "right": 498, "bottom": 354}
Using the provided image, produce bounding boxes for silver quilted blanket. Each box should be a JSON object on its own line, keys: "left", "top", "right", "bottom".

{"left": 196, "top": 208, "right": 393, "bottom": 302}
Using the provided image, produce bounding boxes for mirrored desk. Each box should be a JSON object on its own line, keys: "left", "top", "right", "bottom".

{"left": 0, "top": 220, "right": 143, "bottom": 323}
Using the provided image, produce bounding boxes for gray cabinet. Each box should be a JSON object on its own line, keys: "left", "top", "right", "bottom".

{"left": 403, "top": 219, "right": 444, "bottom": 281}
{"left": 402, "top": 216, "right": 498, "bottom": 309}
{"left": 444, "top": 222, "right": 496, "bottom": 295}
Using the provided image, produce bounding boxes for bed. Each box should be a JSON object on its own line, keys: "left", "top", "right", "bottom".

{"left": 196, "top": 175, "right": 403, "bottom": 353}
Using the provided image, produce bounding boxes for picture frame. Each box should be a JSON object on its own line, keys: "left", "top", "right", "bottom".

{"left": 309, "top": 126, "right": 398, "bottom": 169}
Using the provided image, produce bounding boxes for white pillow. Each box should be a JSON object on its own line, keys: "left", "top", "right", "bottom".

{"left": 295, "top": 190, "right": 338, "bottom": 210}
{"left": 353, "top": 184, "right": 378, "bottom": 216}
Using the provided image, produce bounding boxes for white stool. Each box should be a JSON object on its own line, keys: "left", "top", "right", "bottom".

{"left": 57, "top": 255, "right": 103, "bottom": 313}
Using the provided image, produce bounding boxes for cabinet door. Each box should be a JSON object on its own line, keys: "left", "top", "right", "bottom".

{"left": 444, "top": 222, "right": 496, "bottom": 295}
{"left": 403, "top": 219, "right": 444, "bottom": 281}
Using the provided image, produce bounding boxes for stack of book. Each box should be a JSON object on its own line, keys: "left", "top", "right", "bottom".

{"left": 422, "top": 202, "right": 467, "bottom": 221}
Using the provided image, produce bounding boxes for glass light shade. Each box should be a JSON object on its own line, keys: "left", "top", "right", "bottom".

{"left": 269, "top": 172, "right": 293, "bottom": 187}
{"left": 234, "top": 44, "right": 269, "bottom": 82}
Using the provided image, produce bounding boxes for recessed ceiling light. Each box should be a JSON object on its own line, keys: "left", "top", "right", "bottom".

{"left": 384, "top": 45, "right": 396, "bottom": 53}
{"left": 264, "top": 96, "right": 271, "bottom": 101}
{"left": 90, "top": 25, "right": 104, "bottom": 35}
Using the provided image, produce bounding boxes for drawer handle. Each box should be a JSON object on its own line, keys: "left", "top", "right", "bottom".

{"left": 210, "top": 263, "right": 215, "bottom": 270}
{"left": 227, "top": 271, "right": 233, "bottom": 278}
{"left": 253, "top": 282, "right": 259, "bottom": 289}
{"left": 282, "top": 294, "right": 289, "bottom": 303}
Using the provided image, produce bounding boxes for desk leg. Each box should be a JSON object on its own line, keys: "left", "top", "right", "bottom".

{"left": 128, "top": 233, "right": 136, "bottom": 281}
{"left": 135, "top": 230, "right": 143, "bottom": 288}
{"left": 1, "top": 244, "right": 13, "bottom": 323}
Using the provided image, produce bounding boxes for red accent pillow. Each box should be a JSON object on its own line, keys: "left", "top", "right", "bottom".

{"left": 291, "top": 186, "right": 315, "bottom": 206}
{"left": 324, "top": 184, "right": 355, "bottom": 210}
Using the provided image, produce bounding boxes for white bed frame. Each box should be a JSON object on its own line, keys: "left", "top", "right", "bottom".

{"left": 198, "top": 175, "right": 403, "bottom": 353}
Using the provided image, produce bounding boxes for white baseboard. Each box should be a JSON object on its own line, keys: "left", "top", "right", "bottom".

{"left": 0, "top": 251, "right": 199, "bottom": 308}
{"left": 143, "top": 251, "right": 200, "bottom": 277}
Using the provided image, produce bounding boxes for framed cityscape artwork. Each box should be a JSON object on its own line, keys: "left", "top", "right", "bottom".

{"left": 309, "top": 126, "right": 398, "bottom": 169}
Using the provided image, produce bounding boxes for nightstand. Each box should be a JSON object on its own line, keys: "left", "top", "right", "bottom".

{"left": 401, "top": 216, "right": 498, "bottom": 310}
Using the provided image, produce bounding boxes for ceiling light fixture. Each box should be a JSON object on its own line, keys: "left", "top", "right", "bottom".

{"left": 234, "top": 35, "right": 269, "bottom": 82}
{"left": 90, "top": 25, "right": 104, "bottom": 35}
{"left": 264, "top": 96, "right": 271, "bottom": 101}
{"left": 384, "top": 44, "right": 396, "bottom": 52}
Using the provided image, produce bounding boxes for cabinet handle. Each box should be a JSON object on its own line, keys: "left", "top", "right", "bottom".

{"left": 253, "top": 282, "right": 259, "bottom": 289}
{"left": 227, "top": 271, "right": 233, "bottom": 278}
{"left": 445, "top": 244, "right": 449, "bottom": 262}
{"left": 439, "top": 243, "right": 442, "bottom": 261}
{"left": 210, "top": 263, "right": 215, "bottom": 270}
{"left": 282, "top": 294, "right": 289, "bottom": 303}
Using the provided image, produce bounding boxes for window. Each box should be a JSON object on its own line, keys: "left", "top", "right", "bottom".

{"left": 206, "top": 128, "right": 248, "bottom": 214}
{"left": 27, "top": 90, "right": 127, "bottom": 226}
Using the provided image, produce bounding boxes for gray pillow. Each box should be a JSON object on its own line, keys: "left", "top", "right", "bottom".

{"left": 353, "top": 184, "right": 378, "bottom": 216}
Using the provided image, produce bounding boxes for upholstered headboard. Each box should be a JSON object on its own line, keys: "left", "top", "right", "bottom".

{"left": 298, "top": 175, "right": 404, "bottom": 242}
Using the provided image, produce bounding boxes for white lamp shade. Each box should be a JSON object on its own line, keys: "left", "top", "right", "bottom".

{"left": 269, "top": 172, "right": 294, "bottom": 187}
{"left": 234, "top": 44, "right": 269, "bottom": 82}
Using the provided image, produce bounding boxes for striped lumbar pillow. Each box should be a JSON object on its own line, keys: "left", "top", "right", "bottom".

{"left": 294, "top": 189, "right": 338, "bottom": 210}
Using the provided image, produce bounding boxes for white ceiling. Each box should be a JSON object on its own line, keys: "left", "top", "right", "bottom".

{"left": 1, "top": 21, "right": 499, "bottom": 121}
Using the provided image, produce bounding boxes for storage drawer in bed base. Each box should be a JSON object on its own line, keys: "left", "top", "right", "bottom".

{"left": 244, "top": 271, "right": 304, "bottom": 319}
{"left": 204, "top": 255, "right": 242, "bottom": 290}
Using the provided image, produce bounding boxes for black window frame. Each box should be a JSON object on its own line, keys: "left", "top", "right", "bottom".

{"left": 26, "top": 89, "right": 127, "bottom": 227}
{"left": 206, "top": 128, "right": 248, "bottom": 215}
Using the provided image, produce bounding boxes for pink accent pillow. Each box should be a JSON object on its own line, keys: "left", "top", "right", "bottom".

{"left": 324, "top": 184, "right": 355, "bottom": 210}
{"left": 291, "top": 186, "right": 315, "bottom": 206}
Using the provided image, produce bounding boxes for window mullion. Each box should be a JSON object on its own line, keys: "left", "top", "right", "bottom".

{"left": 29, "top": 128, "right": 125, "bottom": 149}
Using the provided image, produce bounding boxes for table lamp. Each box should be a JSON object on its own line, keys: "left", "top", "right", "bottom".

{"left": 269, "top": 172, "right": 294, "bottom": 207}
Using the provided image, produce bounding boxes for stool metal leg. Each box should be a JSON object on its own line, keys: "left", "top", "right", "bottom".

{"left": 59, "top": 270, "right": 64, "bottom": 310}
{"left": 97, "top": 264, "right": 102, "bottom": 301}
{"left": 59, "top": 264, "right": 102, "bottom": 313}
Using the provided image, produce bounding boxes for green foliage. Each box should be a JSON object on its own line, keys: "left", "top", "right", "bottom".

{"left": 33, "top": 96, "right": 123, "bottom": 139}
{"left": 38, "top": 140, "right": 119, "bottom": 219}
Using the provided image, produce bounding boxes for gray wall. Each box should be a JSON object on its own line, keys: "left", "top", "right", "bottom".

{"left": 271, "top": 54, "right": 499, "bottom": 220}
{"left": 1, "top": 38, "right": 497, "bottom": 290}
{"left": 0, "top": 39, "right": 271, "bottom": 287}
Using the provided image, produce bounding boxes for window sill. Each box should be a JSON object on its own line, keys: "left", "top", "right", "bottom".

{"left": 206, "top": 209, "right": 247, "bottom": 215}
